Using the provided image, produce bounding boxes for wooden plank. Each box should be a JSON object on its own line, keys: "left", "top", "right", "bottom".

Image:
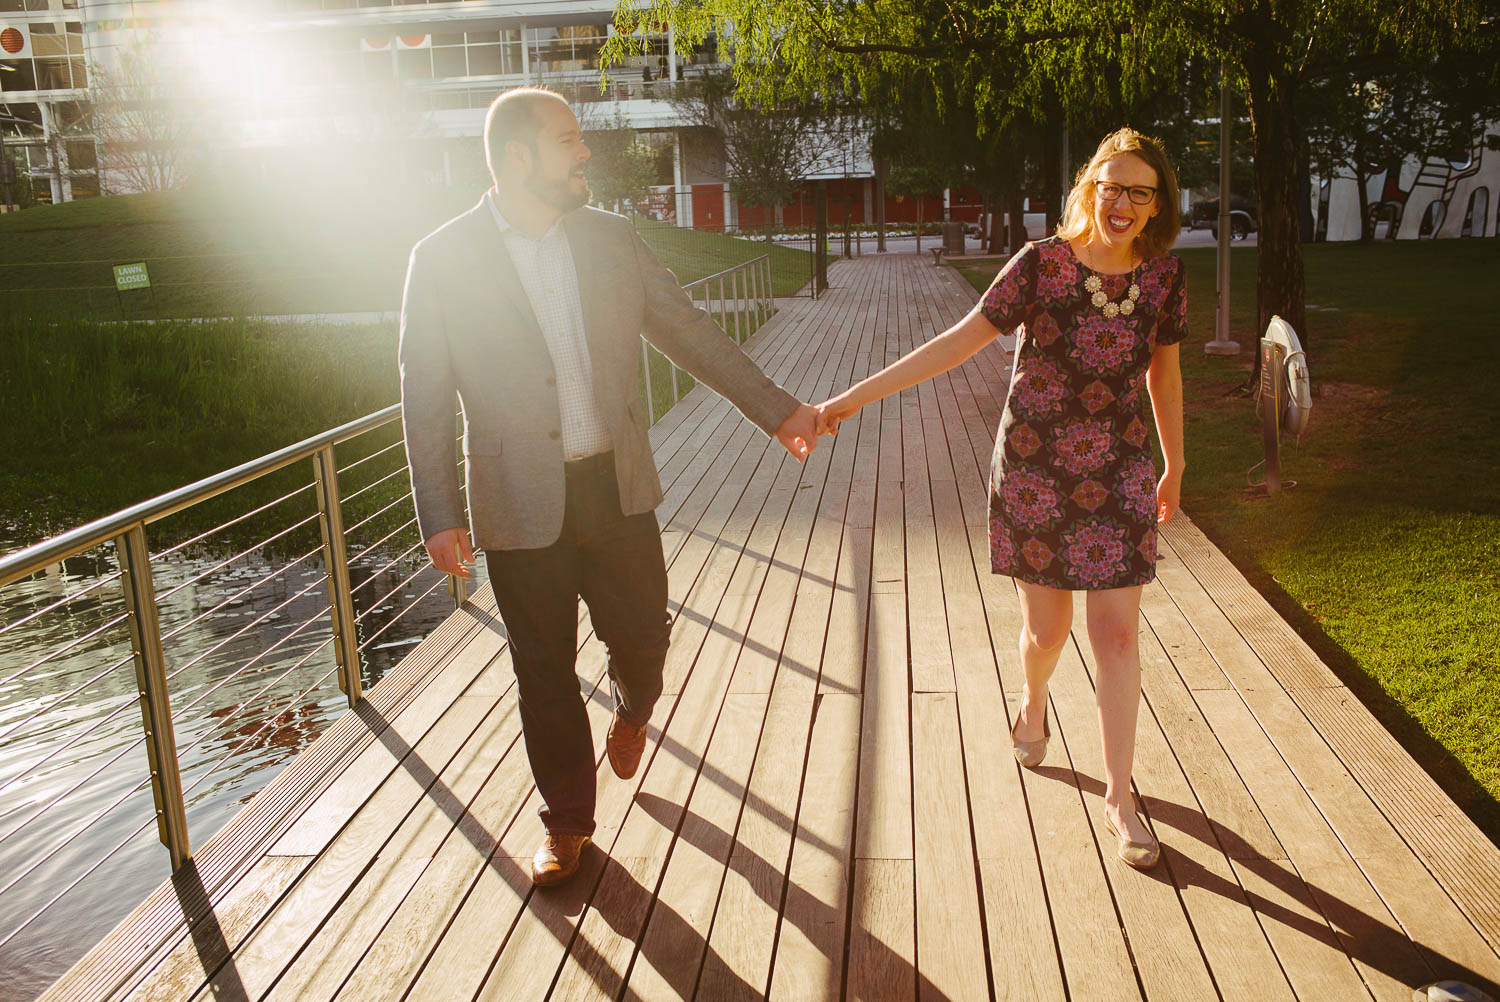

{"left": 1054, "top": 632, "right": 1218, "bottom": 1002}
{"left": 1159, "top": 524, "right": 1500, "bottom": 990}
{"left": 971, "top": 573, "right": 1142, "bottom": 1002}
{"left": 258, "top": 693, "right": 509, "bottom": 1002}
{"left": 153, "top": 628, "right": 511, "bottom": 1002}
{"left": 328, "top": 699, "right": 530, "bottom": 1001}
{"left": 618, "top": 693, "right": 769, "bottom": 1002}
{"left": 1139, "top": 578, "right": 1231, "bottom": 690}
{"left": 846, "top": 859, "right": 916, "bottom": 1002}
{"left": 911, "top": 693, "right": 989, "bottom": 1002}
{"left": 933, "top": 481, "right": 1064, "bottom": 1002}
{"left": 765, "top": 692, "right": 861, "bottom": 1001}
{"left": 1194, "top": 688, "right": 1388, "bottom": 1001}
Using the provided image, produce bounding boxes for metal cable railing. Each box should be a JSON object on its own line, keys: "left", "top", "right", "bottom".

{"left": 0, "top": 251, "right": 772, "bottom": 970}
{"left": 3, "top": 611, "right": 131, "bottom": 687}
{"left": 0, "top": 570, "right": 124, "bottom": 641}
{"left": 336, "top": 437, "right": 406, "bottom": 477}
{"left": 339, "top": 461, "right": 411, "bottom": 507}
{"left": 156, "top": 511, "right": 323, "bottom": 605}
{"left": 163, "top": 564, "right": 328, "bottom": 685}
{"left": 153, "top": 481, "right": 316, "bottom": 563}
{"left": 160, "top": 543, "right": 325, "bottom": 649}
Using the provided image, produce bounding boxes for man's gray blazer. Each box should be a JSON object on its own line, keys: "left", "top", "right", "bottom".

{"left": 399, "top": 197, "right": 800, "bottom": 552}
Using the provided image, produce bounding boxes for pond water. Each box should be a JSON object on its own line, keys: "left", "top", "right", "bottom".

{"left": 0, "top": 536, "right": 489, "bottom": 1000}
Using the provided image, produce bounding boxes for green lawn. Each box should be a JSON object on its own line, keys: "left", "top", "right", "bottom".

{"left": 954, "top": 238, "right": 1500, "bottom": 840}
{"left": 0, "top": 189, "right": 813, "bottom": 317}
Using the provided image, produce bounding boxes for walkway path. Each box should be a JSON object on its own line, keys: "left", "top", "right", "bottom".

{"left": 45, "top": 253, "right": 1500, "bottom": 1002}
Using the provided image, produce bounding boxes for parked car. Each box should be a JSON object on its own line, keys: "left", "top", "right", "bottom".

{"left": 1190, "top": 195, "right": 1258, "bottom": 239}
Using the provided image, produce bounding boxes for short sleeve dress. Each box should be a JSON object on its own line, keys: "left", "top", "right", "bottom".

{"left": 980, "top": 236, "right": 1188, "bottom": 590}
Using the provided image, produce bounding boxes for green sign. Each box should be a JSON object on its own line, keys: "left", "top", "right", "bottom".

{"left": 113, "top": 262, "right": 151, "bottom": 291}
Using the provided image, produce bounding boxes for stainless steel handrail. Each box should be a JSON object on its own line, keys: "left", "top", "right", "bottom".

{"left": 0, "top": 405, "right": 402, "bottom": 591}
{"left": 642, "top": 254, "right": 775, "bottom": 417}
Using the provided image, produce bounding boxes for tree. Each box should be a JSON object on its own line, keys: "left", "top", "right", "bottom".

{"left": 604, "top": 0, "right": 1495, "bottom": 355}
{"left": 578, "top": 106, "right": 661, "bottom": 210}
{"left": 89, "top": 41, "right": 205, "bottom": 193}
{"left": 665, "top": 72, "right": 849, "bottom": 237}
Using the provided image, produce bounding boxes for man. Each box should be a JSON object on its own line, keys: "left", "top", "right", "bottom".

{"left": 399, "top": 88, "right": 819, "bottom": 887}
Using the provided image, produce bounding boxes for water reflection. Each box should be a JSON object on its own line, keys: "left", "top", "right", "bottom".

{"left": 0, "top": 535, "right": 487, "bottom": 1001}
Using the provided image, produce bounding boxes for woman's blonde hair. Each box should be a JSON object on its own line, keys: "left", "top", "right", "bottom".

{"left": 1056, "top": 127, "right": 1181, "bottom": 260}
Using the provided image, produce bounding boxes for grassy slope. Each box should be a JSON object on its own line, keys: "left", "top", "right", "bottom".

{"left": 954, "top": 238, "right": 1500, "bottom": 837}
{"left": 0, "top": 189, "right": 814, "bottom": 317}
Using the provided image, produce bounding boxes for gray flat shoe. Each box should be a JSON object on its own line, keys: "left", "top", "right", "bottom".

{"left": 1010, "top": 703, "right": 1050, "bottom": 768}
{"left": 1104, "top": 812, "right": 1160, "bottom": 870}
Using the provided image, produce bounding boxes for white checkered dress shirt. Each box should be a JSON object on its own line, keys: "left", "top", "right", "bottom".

{"left": 487, "top": 193, "right": 613, "bottom": 461}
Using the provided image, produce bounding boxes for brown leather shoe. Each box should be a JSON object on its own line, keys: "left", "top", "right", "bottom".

{"left": 607, "top": 711, "right": 649, "bottom": 779}
{"left": 531, "top": 833, "right": 591, "bottom": 887}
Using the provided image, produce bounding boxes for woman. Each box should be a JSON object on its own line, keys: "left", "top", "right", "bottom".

{"left": 817, "top": 128, "right": 1186, "bottom": 870}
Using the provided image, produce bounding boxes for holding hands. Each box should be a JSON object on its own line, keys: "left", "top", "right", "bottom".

{"left": 814, "top": 391, "right": 860, "bottom": 438}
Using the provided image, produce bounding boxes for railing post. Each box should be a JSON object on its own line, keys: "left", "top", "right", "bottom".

{"left": 761, "top": 256, "right": 772, "bottom": 323}
{"left": 642, "top": 338, "right": 656, "bottom": 425}
{"left": 313, "top": 446, "right": 364, "bottom": 706}
{"left": 670, "top": 352, "right": 680, "bottom": 405}
{"left": 115, "top": 524, "right": 191, "bottom": 871}
{"left": 731, "top": 268, "right": 743, "bottom": 342}
{"left": 750, "top": 255, "right": 764, "bottom": 332}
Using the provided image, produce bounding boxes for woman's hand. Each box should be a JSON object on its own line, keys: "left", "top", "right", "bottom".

{"left": 817, "top": 393, "right": 861, "bottom": 436}
{"left": 1156, "top": 469, "right": 1183, "bottom": 524}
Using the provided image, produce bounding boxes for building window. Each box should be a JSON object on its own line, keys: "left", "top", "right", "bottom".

{"left": 0, "top": 59, "right": 37, "bottom": 91}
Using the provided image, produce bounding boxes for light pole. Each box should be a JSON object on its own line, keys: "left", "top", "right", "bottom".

{"left": 1205, "top": 62, "right": 1241, "bottom": 356}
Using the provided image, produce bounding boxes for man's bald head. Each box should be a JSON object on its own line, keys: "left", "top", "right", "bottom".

{"left": 484, "top": 87, "right": 572, "bottom": 182}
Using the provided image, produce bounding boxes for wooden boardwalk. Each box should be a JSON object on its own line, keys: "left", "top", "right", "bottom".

{"left": 47, "top": 253, "right": 1500, "bottom": 1002}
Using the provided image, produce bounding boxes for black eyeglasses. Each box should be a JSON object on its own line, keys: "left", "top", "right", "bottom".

{"left": 1093, "top": 181, "right": 1157, "bottom": 205}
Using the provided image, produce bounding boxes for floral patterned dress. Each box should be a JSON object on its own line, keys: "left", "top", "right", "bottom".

{"left": 981, "top": 236, "right": 1188, "bottom": 590}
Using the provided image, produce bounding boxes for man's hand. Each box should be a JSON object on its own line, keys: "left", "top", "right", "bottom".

{"left": 774, "top": 403, "right": 820, "bottom": 462}
{"left": 425, "top": 526, "right": 475, "bottom": 578}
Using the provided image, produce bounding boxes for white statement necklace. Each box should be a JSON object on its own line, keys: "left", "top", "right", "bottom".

{"left": 1081, "top": 244, "right": 1141, "bottom": 318}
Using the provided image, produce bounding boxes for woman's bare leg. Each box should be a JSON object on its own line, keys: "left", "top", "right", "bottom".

{"left": 1085, "top": 585, "right": 1150, "bottom": 842}
{"left": 1012, "top": 580, "right": 1074, "bottom": 741}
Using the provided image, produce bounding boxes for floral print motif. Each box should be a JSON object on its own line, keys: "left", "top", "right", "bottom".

{"left": 1116, "top": 453, "right": 1159, "bottom": 521}
{"left": 1036, "top": 241, "right": 1081, "bottom": 300}
{"left": 1069, "top": 316, "right": 1138, "bottom": 375}
{"left": 1060, "top": 517, "right": 1133, "bottom": 589}
{"left": 1010, "top": 360, "right": 1070, "bottom": 420}
{"left": 1050, "top": 417, "right": 1117, "bottom": 478}
{"left": 1080, "top": 380, "right": 1116, "bottom": 414}
{"left": 983, "top": 237, "right": 1188, "bottom": 589}
{"left": 1030, "top": 311, "right": 1063, "bottom": 347}
{"left": 1000, "top": 465, "right": 1066, "bottom": 532}
{"left": 1010, "top": 422, "right": 1042, "bottom": 458}
{"left": 990, "top": 515, "right": 1017, "bottom": 570}
{"left": 1071, "top": 479, "right": 1110, "bottom": 512}
{"left": 1022, "top": 538, "right": 1055, "bottom": 571}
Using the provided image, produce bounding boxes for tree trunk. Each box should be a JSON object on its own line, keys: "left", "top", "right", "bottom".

{"left": 1043, "top": 124, "right": 1062, "bottom": 234}
{"left": 1008, "top": 190, "right": 1028, "bottom": 254}
{"left": 1355, "top": 165, "right": 1372, "bottom": 242}
{"left": 1244, "top": 55, "right": 1309, "bottom": 386}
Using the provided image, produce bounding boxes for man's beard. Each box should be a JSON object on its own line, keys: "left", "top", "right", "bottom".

{"left": 526, "top": 169, "right": 590, "bottom": 211}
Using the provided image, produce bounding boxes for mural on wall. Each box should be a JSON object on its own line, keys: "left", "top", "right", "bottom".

{"left": 1358, "top": 130, "right": 1494, "bottom": 240}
